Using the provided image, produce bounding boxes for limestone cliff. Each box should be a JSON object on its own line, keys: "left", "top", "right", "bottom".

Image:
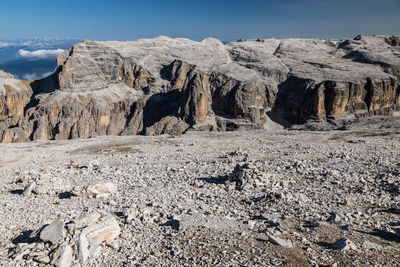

{"left": 0, "top": 35, "right": 399, "bottom": 142}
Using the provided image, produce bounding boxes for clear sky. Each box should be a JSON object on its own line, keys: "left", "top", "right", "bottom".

{"left": 0, "top": 0, "right": 399, "bottom": 41}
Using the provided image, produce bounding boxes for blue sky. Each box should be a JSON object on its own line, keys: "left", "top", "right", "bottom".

{"left": 0, "top": 0, "right": 399, "bottom": 41}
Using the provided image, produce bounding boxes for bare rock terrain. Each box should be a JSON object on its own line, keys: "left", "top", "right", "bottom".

{"left": 0, "top": 116, "right": 399, "bottom": 266}
{"left": 0, "top": 35, "right": 399, "bottom": 142}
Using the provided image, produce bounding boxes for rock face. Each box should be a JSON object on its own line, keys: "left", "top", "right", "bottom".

{"left": 0, "top": 35, "right": 399, "bottom": 142}
{"left": 0, "top": 70, "right": 33, "bottom": 142}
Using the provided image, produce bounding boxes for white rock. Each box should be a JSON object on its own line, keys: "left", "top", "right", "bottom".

{"left": 23, "top": 182, "right": 36, "bottom": 196}
{"left": 55, "top": 244, "right": 73, "bottom": 267}
{"left": 268, "top": 234, "right": 293, "bottom": 248}
{"left": 82, "top": 215, "right": 121, "bottom": 246}
{"left": 72, "top": 182, "right": 117, "bottom": 197}
{"left": 87, "top": 182, "right": 117, "bottom": 195}
{"left": 70, "top": 212, "right": 101, "bottom": 230}
{"left": 362, "top": 240, "right": 382, "bottom": 251}
{"left": 77, "top": 233, "right": 89, "bottom": 263}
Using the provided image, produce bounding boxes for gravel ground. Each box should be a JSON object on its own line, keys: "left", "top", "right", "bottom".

{"left": 0, "top": 117, "right": 399, "bottom": 266}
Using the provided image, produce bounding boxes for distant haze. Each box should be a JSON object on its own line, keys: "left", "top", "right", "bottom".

{"left": 0, "top": 0, "right": 399, "bottom": 41}
{"left": 0, "top": 39, "right": 78, "bottom": 80}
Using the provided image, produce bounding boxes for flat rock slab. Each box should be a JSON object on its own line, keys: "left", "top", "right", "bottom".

{"left": 362, "top": 241, "right": 382, "bottom": 251}
{"left": 268, "top": 234, "right": 293, "bottom": 248}
{"left": 179, "top": 213, "right": 247, "bottom": 231}
{"left": 82, "top": 215, "right": 121, "bottom": 246}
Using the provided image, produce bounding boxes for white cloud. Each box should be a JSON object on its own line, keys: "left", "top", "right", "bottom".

{"left": 19, "top": 71, "right": 55, "bottom": 81}
{"left": 0, "top": 42, "right": 12, "bottom": 48}
{"left": 17, "top": 49, "right": 65, "bottom": 59}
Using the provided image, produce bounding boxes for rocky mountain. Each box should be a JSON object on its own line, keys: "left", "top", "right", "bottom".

{"left": 0, "top": 35, "right": 399, "bottom": 142}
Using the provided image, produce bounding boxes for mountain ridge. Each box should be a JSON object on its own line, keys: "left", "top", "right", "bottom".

{"left": 0, "top": 34, "right": 399, "bottom": 142}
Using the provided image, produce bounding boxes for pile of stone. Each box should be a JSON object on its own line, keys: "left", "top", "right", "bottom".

{"left": 226, "top": 161, "right": 286, "bottom": 191}
{"left": 22, "top": 176, "right": 71, "bottom": 197}
{"left": 9, "top": 212, "right": 120, "bottom": 266}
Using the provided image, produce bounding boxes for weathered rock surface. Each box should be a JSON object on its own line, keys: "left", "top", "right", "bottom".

{"left": 39, "top": 219, "right": 64, "bottom": 244}
{"left": 179, "top": 213, "right": 247, "bottom": 231}
{"left": 72, "top": 181, "right": 117, "bottom": 198}
{"left": 9, "top": 212, "right": 120, "bottom": 266}
{"left": 0, "top": 35, "right": 399, "bottom": 142}
{"left": 268, "top": 234, "right": 294, "bottom": 248}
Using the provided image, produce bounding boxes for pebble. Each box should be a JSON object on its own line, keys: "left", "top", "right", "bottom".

{"left": 23, "top": 182, "right": 36, "bottom": 196}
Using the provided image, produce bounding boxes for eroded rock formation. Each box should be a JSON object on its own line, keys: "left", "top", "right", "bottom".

{"left": 0, "top": 35, "right": 399, "bottom": 142}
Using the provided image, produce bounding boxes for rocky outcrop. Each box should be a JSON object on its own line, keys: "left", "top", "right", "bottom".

{"left": 0, "top": 71, "right": 33, "bottom": 142}
{"left": 0, "top": 35, "right": 399, "bottom": 142}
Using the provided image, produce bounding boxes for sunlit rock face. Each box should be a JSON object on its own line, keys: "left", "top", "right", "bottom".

{"left": 0, "top": 35, "right": 399, "bottom": 142}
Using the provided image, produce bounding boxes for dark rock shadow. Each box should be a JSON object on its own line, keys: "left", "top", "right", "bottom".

{"left": 24, "top": 72, "right": 59, "bottom": 116}
{"left": 250, "top": 193, "right": 282, "bottom": 203}
{"left": 389, "top": 221, "right": 400, "bottom": 227}
{"left": 160, "top": 220, "right": 180, "bottom": 230}
{"left": 114, "top": 211, "right": 126, "bottom": 218}
{"left": 379, "top": 208, "right": 400, "bottom": 214}
{"left": 9, "top": 189, "right": 23, "bottom": 195}
{"left": 272, "top": 76, "right": 312, "bottom": 125}
{"left": 58, "top": 192, "right": 72, "bottom": 199}
{"left": 355, "top": 229, "right": 400, "bottom": 243}
{"left": 11, "top": 230, "right": 36, "bottom": 245}
{"left": 302, "top": 220, "right": 320, "bottom": 229}
{"left": 198, "top": 175, "right": 229, "bottom": 185}
{"left": 266, "top": 110, "right": 291, "bottom": 129}
{"left": 141, "top": 90, "right": 181, "bottom": 131}
{"left": 315, "top": 241, "right": 334, "bottom": 250}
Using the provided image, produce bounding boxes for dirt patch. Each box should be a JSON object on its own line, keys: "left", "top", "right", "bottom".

{"left": 0, "top": 155, "right": 25, "bottom": 168}
{"left": 329, "top": 130, "right": 400, "bottom": 142}
{"left": 69, "top": 141, "right": 142, "bottom": 155}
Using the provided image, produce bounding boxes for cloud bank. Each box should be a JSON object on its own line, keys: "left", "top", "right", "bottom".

{"left": 0, "top": 42, "right": 12, "bottom": 48}
{"left": 17, "top": 49, "right": 65, "bottom": 59}
{"left": 17, "top": 71, "right": 55, "bottom": 81}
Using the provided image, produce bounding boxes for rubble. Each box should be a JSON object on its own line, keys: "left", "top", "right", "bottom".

{"left": 9, "top": 213, "right": 120, "bottom": 265}
{"left": 1, "top": 122, "right": 400, "bottom": 266}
